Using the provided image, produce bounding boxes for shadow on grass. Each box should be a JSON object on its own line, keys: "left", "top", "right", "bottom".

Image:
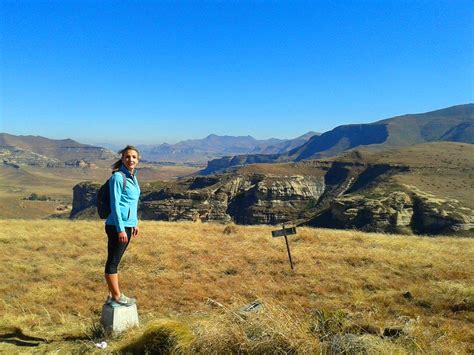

{"left": 0, "top": 327, "right": 47, "bottom": 347}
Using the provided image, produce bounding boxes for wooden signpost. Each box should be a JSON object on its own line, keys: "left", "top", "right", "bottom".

{"left": 272, "top": 224, "right": 297, "bottom": 270}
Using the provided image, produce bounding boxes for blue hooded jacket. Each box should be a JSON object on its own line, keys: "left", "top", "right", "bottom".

{"left": 105, "top": 164, "right": 141, "bottom": 232}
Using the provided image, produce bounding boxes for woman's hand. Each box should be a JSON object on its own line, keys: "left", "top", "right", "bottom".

{"left": 118, "top": 231, "right": 128, "bottom": 243}
{"left": 133, "top": 226, "right": 139, "bottom": 237}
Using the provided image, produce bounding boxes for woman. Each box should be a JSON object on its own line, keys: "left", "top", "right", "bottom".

{"left": 104, "top": 145, "right": 141, "bottom": 306}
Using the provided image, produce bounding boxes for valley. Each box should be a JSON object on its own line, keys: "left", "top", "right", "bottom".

{"left": 0, "top": 163, "right": 200, "bottom": 219}
{"left": 71, "top": 142, "right": 474, "bottom": 236}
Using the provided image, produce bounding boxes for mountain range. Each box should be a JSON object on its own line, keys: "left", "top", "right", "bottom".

{"left": 202, "top": 104, "right": 474, "bottom": 174}
{"left": 3, "top": 103, "right": 474, "bottom": 235}
{"left": 2, "top": 104, "right": 472, "bottom": 171}
{"left": 0, "top": 131, "right": 318, "bottom": 167}
{"left": 137, "top": 132, "right": 319, "bottom": 163}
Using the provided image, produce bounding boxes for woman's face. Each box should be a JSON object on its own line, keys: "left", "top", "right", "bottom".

{"left": 122, "top": 149, "right": 139, "bottom": 172}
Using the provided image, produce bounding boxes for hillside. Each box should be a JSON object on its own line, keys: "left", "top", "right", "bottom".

{"left": 290, "top": 103, "right": 474, "bottom": 160}
{"left": 249, "top": 131, "right": 320, "bottom": 154}
{"left": 0, "top": 133, "right": 116, "bottom": 165}
{"left": 322, "top": 141, "right": 474, "bottom": 208}
{"left": 202, "top": 104, "right": 474, "bottom": 174}
{"left": 0, "top": 220, "right": 472, "bottom": 353}
{"left": 71, "top": 141, "right": 474, "bottom": 235}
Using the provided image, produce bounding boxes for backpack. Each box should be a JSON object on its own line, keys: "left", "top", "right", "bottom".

{"left": 97, "top": 172, "right": 127, "bottom": 219}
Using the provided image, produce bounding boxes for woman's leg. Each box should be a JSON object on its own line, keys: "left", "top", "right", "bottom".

{"left": 104, "top": 226, "right": 132, "bottom": 299}
{"left": 104, "top": 273, "right": 120, "bottom": 299}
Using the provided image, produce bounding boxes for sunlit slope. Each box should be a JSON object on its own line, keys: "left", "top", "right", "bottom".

{"left": 0, "top": 165, "right": 86, "bottom": 218}
{"left": 355, "top": 142, "right": 474, "bottom": 209}
{"left": 0, "top": 133, "right": 115, "bottom": 163}
{"left": 289, "top": 103, "right": 474, "bottom": 160}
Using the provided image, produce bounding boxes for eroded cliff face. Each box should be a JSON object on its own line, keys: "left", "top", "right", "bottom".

{"left": 70, "top": 181, "right": 100, "bottom": 219}
{"left": 410, "top": 191, "right": 474, "bottom": 234}
{"left": 325, "top": 192, "right": 415, "bottom": 234}
{"left": 140, "top": 174, "right": 325, "bottom": 225}
{"left": 70, "top": 160, "right": 473, "bottom": 235}
{"left": 227, "top": 175, "right": 325, "bottom": 224}
{"left": 310, "top": 190, "right": 474, "bottom": 235}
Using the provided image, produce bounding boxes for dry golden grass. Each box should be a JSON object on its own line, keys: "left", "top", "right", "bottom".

{"left": 0, "top": 220, "right": 472, "bottom": 353}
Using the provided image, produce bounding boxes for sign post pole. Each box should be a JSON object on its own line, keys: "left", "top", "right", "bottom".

{"left": 272, "top": 223, "right": 296, "bottom": 271}
{"left": 283, "top": 224, "right": 294, "bottom": 271}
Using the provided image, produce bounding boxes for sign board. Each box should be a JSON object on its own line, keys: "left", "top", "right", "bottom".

{"left": 271, "top": 225, "right": 297, "bottom": 271}
{"left": 272, "top": 226, "right": 296, "bottom": 238}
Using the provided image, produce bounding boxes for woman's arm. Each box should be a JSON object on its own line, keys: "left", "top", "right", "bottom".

{"left": 109, "top": 172, "right": 126, "bottom": 233}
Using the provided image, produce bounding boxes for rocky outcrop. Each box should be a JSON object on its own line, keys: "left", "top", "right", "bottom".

{"left": 325, "top": 192, "right": 414, "bottom": 234}
{"left": 312, "top": 190, "right": 474, "bottom": 235}
{"left": 0, "top": 148, "right": 63, "bottom": 167}
{"left": 70, "top": 182, "right": 100, "bottom": 218}
{"left": 65, "top": 159, "right": 98, "bottom": 168}
{"left": 227, "top": 175, "right": 325, "bottom": 224}
{"left": 71, "top": 173, "right": 326, "bottom": 225}
{"left": 70, "top": 157, "right": 473, "bottom": 236}
{"left": 1, "top": 148, "right": 103, "bottom": 169}
{"left": 411, "top": 192, "right": 474, "bottom": 234}
{"left": 140, "top": 174, "right": 325, "bottom": 225}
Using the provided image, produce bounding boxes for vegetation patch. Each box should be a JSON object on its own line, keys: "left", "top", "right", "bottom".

{"left": 119, "top": 319, "right": 194, "bottom": 353}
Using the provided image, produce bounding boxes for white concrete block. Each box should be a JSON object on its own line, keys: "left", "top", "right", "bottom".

{"left": 101, "top": 303, "right": 139, "bottom": 335}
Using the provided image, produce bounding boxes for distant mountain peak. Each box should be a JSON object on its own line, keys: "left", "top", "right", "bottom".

{"left": 136, "top": 133, "right": 314, "bottom": 163}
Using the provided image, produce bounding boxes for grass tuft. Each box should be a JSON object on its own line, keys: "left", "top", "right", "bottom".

{"left": 223, "top": 224, "right": 238, "bottom": 235}
{"left": 85, "top": 319, "right": 105, "bottom": 342}
{"left": 119, "top": 319, "right": 194, "bottom": 354}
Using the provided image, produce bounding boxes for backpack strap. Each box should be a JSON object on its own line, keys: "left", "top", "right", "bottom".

{"left": 119, "top": 171, "right": 127, "bottom": 191}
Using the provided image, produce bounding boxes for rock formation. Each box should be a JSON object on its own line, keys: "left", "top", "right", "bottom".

{"left": 70, "top": 141, "right": 474, "bottom": 236}
{"left": 309, "top": 190, "right": 474, "bottom": 235}
{"left": 70, "top": 182, "right": 100, "bottom": 219}
{"left": 140, "top": 174, "right": 325, "bottom": 225}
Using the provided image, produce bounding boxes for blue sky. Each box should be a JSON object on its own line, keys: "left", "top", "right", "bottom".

{"left": 1, "top": 0, "right": 472, "bottom": 144}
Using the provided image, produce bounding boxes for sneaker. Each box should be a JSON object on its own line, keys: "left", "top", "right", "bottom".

{"left": 111, "top": 294, "right": 136, "bottom": 307}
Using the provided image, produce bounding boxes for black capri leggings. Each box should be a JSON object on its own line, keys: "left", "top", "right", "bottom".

{"left": 105, "top": 225, "right": 132, "bottom": 274}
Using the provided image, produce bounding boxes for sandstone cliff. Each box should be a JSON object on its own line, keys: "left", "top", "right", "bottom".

{"left": 309, "top": 190, "right": 473, "bottom": 236}
{"left": 140, "top": 174, "right": 325, "bottom": 225}
{"left": 71, "top": 169, "right": 328, "bottom": 225}
{"left": 70, "top": 181, "right": 100, "bottom": 219}
{"left": 70, "top": 167, "right": 473, "bottom": 236}
{"left": 70, "top": 142, "right": 474, "bottom": 236}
